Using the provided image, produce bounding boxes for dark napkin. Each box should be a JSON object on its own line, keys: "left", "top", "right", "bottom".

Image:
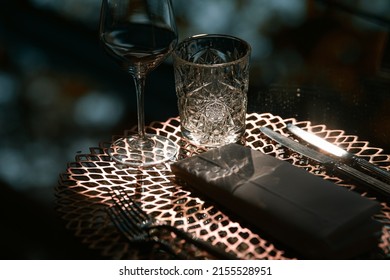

{"left": 171, "top": 143, "right": 382, "bottom": 259}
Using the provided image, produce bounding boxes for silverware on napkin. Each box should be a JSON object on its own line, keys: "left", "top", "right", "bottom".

{"left": 260, "top": 126, "right": 390, "bottom": 199}
{"left": 287, "top": 123, "right": 390, "bottom": 183}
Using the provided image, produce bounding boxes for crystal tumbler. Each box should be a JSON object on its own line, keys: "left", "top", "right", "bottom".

{"left": 173, "top": 34, "right": 251, "bottom": 147}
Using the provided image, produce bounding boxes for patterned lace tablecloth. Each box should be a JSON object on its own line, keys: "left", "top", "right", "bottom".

{"left": 56, "top": 113, "right": 390, "bottom": 259}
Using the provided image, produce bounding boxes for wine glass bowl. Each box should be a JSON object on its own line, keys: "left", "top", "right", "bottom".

{"left": 99, "top": 0, "right": 178, "bottom": 167}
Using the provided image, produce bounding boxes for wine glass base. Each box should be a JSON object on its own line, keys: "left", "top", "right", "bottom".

{"left": 108, "top": 133, "right": 178, "bottom": 168}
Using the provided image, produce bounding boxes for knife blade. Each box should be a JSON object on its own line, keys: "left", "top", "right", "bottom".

{"left": 260, "top": 126, "right": 390, "bottom": 199}
{"left": 287, "top": 123, "right": 390, "bottom": 183}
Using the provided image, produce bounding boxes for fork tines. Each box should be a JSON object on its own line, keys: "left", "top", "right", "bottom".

{"left": 107, "top": 203, "right": 148, "bottom": 242}
{"left": 110, "top": 189, "right": 150, "bottom": 226}
{"left": 108, "top": 188, "right": 239, "bottom": 260}
{"left": 107, "top": 189, "right": 191, "bottom": 259}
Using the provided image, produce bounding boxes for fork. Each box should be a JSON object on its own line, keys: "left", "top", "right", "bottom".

{"left": 110, "top": 190, "right": 239, "bottom": 259}
{"left": 107, "top": 204, "right": 190, "bottom": 259}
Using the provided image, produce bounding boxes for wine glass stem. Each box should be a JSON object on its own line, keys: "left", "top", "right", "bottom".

{"left": 133, "top": 74, "right": 147, "bottom": 141}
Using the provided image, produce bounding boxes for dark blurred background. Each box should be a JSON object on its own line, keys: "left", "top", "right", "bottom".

{"left": 0, "top": 0, "right": 389, "bottom": 259}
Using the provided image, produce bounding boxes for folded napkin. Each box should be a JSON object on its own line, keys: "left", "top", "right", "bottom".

{"left": 171, "top": 143, "right": 382, "bottom": 259}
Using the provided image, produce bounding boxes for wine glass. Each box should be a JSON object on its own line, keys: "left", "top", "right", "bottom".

{"left": 99, "top": 0, "right": 178, "bottom": 167}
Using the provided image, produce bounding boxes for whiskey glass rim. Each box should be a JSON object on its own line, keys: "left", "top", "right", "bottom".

{"left": 172, "top": 33, "right": 251, "bottom": 68}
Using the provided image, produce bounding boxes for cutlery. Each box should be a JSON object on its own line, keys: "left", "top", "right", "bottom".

{"left": 287, "top": 123, "right": 390, "bottom": 183}
{"left": 107, "top": 205, "right": 190, "bottom": 259}
{"left": 109, "top": 189, "right": 239, "bottom": 259}
{"left": 260, "top": 126, "right": 390, "bottom": 199}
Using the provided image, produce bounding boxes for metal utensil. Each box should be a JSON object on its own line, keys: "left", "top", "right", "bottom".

{"left": 110, "top": 189, "right": 239, "bottom": 259}
{"left": 260, "top": 126, "right": 390, "bottom": 199}
{"left": 107, "top": 205, "right": 189, "bottom": 259}
{"left": 287, "top": 123, "right": 390, "bottom": 183}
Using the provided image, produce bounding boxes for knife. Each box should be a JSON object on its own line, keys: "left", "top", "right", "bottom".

{"left": 287, "top": 123, "right": 390, "bottom": 183}
{"left": 260, "top": 126, "right": 390, "bottom": 199}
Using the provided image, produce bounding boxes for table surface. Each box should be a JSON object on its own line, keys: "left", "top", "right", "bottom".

{"left": 56, "top": 113, "right": 390, "bottom": 259}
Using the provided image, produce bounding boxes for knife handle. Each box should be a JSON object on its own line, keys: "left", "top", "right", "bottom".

{"left": 329, "top": 162, "right": 390, "bottom": 199}
{"left": 352, "top": 156, "right": 390, "bottom": 183}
